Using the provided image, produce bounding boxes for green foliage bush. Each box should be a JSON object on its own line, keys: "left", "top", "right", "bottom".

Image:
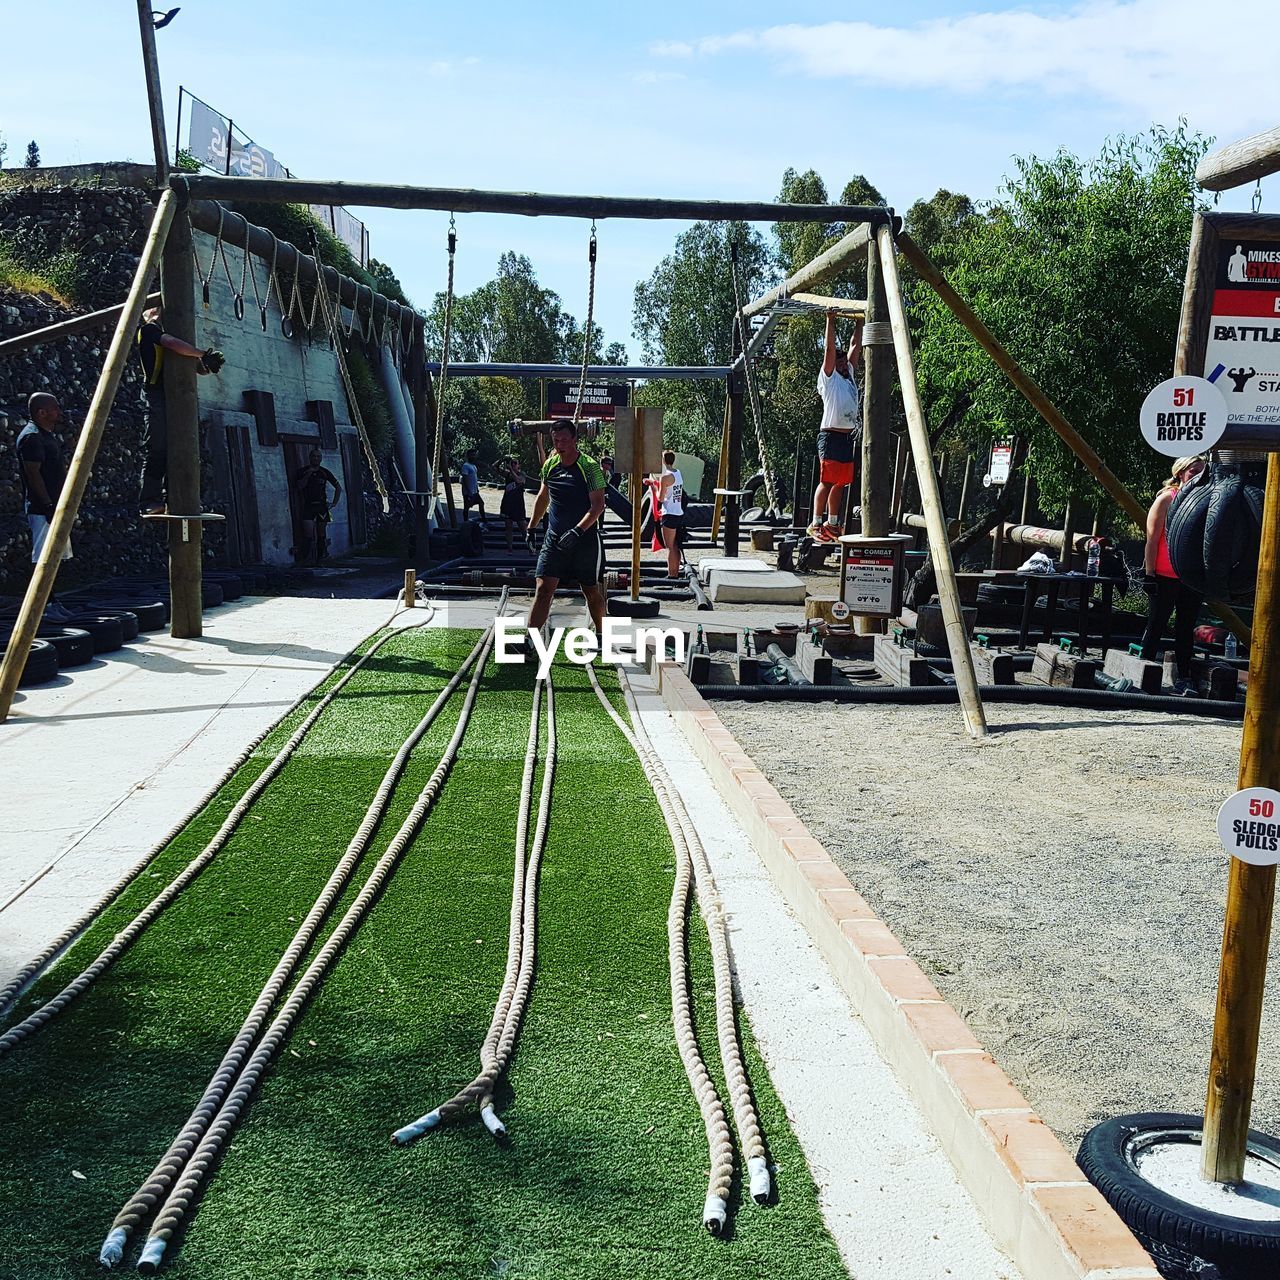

{"left": 0, "top": 236, "right": 86, "bottom": 305}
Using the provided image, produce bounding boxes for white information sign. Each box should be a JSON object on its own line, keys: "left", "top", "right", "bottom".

{"left": 1139, "top": 376, "right": 1227, "bottom": 456}
{"left": 842, "top": 550, "right": 896, "bottom": 615}
{"left": 989, "top": 439, "right": 1014, "bottom": 485}
{"left": 1217, "top": 787, "right": 1280, "bottom": 866}
{"left": 830, "top": 600, "right": 850, "bottom": 621}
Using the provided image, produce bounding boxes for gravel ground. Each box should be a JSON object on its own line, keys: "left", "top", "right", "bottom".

{"left": 713, "top": 698, "right": 1280, "bottom": 1152}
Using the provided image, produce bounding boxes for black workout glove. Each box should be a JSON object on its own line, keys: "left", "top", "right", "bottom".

{"left": 1142, "top": 572, "right": 1159, "bottom": 594}
{"left": 557, "top": 527, "right": 581, "bottom": 555}
{"left": 525, "top": 528, "right": 539, "bottom": 555}
{"left": 199, "top": 347, "right": 225, "bottom": 374}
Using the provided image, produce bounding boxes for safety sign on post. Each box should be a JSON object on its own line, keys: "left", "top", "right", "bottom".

{"left": 1139, "top": 376, "right": 1228, "bottom": 457}
{"left": 984, "top": 438, "right": 1014, "bottom": 488}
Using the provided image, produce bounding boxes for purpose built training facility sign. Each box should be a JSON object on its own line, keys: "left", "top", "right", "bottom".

{"left": 545, "top": 381, "right": 629, "bottom": 420}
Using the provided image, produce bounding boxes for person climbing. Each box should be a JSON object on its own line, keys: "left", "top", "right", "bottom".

{"left": 525, "top": 419, "right": 607, "bottom": 641}
{"left": 1141, "top": 454, "right": 1206, "bottom": 696}
{"left": 808, "top": 308, "right": 863, "bottom": 544}
{"left": 294, "top": 448, "right": 342, "bottom": 564}
{"left": 135, "top": 305, "right": 223, "bottom": 515}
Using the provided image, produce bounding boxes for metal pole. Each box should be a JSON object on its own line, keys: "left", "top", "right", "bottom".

{"left": 725, "top": 371, "right": 744, "bottom": 556}
{"left": 630, "top": 408, "right": 644, "bottom": 601}
{"left": 173, "top": 86, "right": 184, "bottom": 171}
{"left": 135, "top": 0, "right": 170, "bottom": 185}
{"left": 411, "top": 318, "right": 429, "bottom": 567}
{"left": 876, "top": 224, "right": 988, "bottom": 739}
{"left": 0, "top": 191, "right": 178, "bottom": 722}
{"left": 163, "top": 205, "right": 203, "bottom": 638}
{"left": 1202, "top": 454, "right": 1280, "bottom": 1183}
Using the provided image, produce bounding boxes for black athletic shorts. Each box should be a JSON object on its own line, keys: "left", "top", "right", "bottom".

{"left": 658, "top": 512, "right": 685, "bottom": 533}
{"left": 536, "top": 527, "right": 605, "bottom": 586}
{"left": 817, "top": 428, "right": 857, "bottom": 463}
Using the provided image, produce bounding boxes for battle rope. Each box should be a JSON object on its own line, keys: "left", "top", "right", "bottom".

{"left": 432, "top": 218, "right": 457, "bottom": 513}
{"left": 729, "top": 241, "right": 780, "bottom": 515}
{"left": 100, "top": 616, "right": 496, "bottom": 1270}
{"left": 586, "top": 661, "right": 771, "bottom": 1231}
{"left": 573, "top": 223, "right": 598, "bottom": 425}
{"left": 392, "top": 665, "right": 555, "bottom": 1144}
{"left": 0, "top": 612, "right": 429, "bottom": 1052}
{"left": 314, "top": 266, "right": 391, "bottom": 513}
{"left": 131, "top": 601, "right": 505, "bottom": 1274}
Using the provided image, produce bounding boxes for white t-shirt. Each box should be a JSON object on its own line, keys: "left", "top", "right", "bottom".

{"left": 660, "top": 468, "right": 684, "bottom": 516}
{"left": 460, "top": 461, "right": 479, "bottom": 496}
{"left": 817, "top": 368, "right": 861, "bottom": 433}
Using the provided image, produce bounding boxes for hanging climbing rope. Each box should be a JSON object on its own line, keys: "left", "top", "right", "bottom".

{"left": 574, "top": 223, "right": 598, "bottom": 424}
{"left": 0, "top": 611, "right": 431, "bottom": 1051}
{"left": 314, "top": 267, "right": 391, "bottom": 514}
{"left": 99, "top": 611, "right": 495, "bottom": 1271}
{"left": 392, "top": 663, "right": 555, "bottom": 1145}
{"left": 729, "top": 240, "right": 781, "bottom": 515}
{"left": 586, "top": 660, "right": 771, "bottom": 1232}
{"left": 111, "top": 600, "right": 507, "bottom": 1274}
{"left": 431, "top": 217, "right": 457, "bottom": 516}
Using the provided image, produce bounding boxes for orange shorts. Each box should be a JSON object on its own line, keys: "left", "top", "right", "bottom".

{"left": 819, "top": 457, "right": 855, "bottom": 486}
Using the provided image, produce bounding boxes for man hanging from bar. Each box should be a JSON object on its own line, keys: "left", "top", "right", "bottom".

{"left": 807, "top": 308, "right": 864, "bottom": 544}
{"left": 135, "top": 305, "right": 224, "bottom": 516}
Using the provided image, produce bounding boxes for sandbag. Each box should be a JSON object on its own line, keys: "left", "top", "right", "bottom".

{"left": 1166, "top": 459, "right": 1266, "bottom": 601}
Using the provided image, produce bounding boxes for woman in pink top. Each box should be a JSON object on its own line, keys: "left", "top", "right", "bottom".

{"left": 1139, "top": 454, "right": 1206, "bottom": 694}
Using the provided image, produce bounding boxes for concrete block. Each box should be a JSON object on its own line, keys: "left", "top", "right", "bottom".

{"left": 736, "top": 655, "right": 762, "bottom": 685}
{"left": 708, "top": 569, "right": 808, "bottom": 604}
{"left": 873, "top": 633, "right": 931, "bottom": 686}
{"left": 696, "top": 555, "right": 770, "bottom": 583}
{"left": 795, "top": 639, "right": 833, "bottom": 685}
{"left": 1102, "top": 648, "right": 1163, "bottom": 694}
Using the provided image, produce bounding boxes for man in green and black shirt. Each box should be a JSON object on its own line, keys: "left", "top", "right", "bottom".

{"left": 526, "top": 419, "right": 607, "bottom": 634}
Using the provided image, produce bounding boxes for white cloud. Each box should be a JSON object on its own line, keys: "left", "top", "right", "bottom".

{"left": 649, "top": 40, "right": 694, "bottom": 58}
{"left": 654, "top": 2, "right": 1280, "bottom": 135}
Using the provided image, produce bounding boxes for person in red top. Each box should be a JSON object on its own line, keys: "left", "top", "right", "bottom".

{"left": 1140, "top": 454, "right": 1205, "bottom": 695}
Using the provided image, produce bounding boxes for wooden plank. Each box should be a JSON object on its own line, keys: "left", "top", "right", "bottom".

{"left": 244, "top": 389, "right": 278, "bottom": 447}
{"left": 177, "top": 174, "right": 892, "bottom": 225}
{"left": 0, "top": 292, "right": 161, "bottom": 359}
{"left": 795, "top": 639, "right": 833, "bottom": 685}
{"left": 971, "top": 646, "right": 1015, "bottom": 685}
{"left": 1102, "top": 649, "right": 1163, "bottom": 694}
{"left": 743, "top": 224, "right": 874, "bottom": 318}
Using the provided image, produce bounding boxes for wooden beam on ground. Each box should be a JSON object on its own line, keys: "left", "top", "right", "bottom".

{"left": 163, "top": 207, "right": 203, "bottom": 638}
{"left": 0, "top": 190, "right": 178, "bottom": 723}
{"left": 0, "top": 293, "right": 161, "bottom": 358}
{"left": 876, "top": 224, "right": 988, "bottom": 740}
{"left": 1197, "top": 125, "right": 1280, "bottom": 192}
{"left": 743, "top": 224, "right": 873, "bottom": 319}
{"left": 1203, "top": 453, "right": 1280, "bottom": 1184}
{"left": 174, "top": 174, "right": 893, "bottom": 226}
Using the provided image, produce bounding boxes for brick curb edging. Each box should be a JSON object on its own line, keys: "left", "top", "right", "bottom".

{"left": 655, "top": 664, "right": 1158, "bottom": 1280}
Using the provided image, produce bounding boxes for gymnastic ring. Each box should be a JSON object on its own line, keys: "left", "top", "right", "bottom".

{"left": 282, "top": 316, "right": 295, "bottom": 339}
{"left": 234, "top": 296, "right": 245, "bottom": 322}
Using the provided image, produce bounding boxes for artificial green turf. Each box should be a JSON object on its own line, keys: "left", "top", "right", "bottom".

{"left": 0, "top": 628, "right": 848, "bottom": 1280}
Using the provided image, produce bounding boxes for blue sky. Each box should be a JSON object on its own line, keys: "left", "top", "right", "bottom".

{"left": 3, "top": 1, "right": 1278, "bottom": 356}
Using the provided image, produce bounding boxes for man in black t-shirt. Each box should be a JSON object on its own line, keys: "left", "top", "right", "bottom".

{"left": 135, "top": 305, "right": 223, "bottom": 515}
{"left": 16, "top": 391, "right": 72, "bottom": 577}
{"left": 293, "top": 448, "right": 342, "bottom": 564}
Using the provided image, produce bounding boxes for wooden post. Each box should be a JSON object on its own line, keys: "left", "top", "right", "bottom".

{"left": 1060, "top": 497, "right": 1078, "bottom": 574}
{"left": 860, "top": 236, "right": 890, "bottom": 555}
{"left": 163, "top": 206, "right": 203, "bottom": 639}
{"left": 135, "top": 0, "right": 170, "bottom": 184}
{"left": 403, "top": 568, "right": 416, "bottom": 607}
{"left": 0, "top": 292, "right": 162, "bottom": 358}
{"left": 889, "top": 436, "right": 906, "bottom": 529}
{"left": 710, "top": 395, "right": 731, "bottom": 542}
{"left": 956, "top": 454, "right": 974, "bottom": 525}
{"left": 410, "top": 319, "right": 429, "bottom": 567}
{"left": 0, "top": 191, "right": 177, "bottom": 723}
{"left": 876, "top": 224, "right": 988, "bottom": 739}
{"left": 1202, "top": 453, "right": 1280, "bottom": 1183}
{"left": 630, "top": 408, "right": 644, "bottom": 600}
{"left": 725, "top": 370, "right": 744, "bottom": 557}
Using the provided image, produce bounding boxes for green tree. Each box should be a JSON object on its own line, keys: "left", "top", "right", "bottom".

{"left": 0, "top": 133, "right": 8, "bottom": 168}
{"left": 909, "top": 124, "right": 1210, "bottom": 518}
{"left": 24, "top": 140, "right": 40, "bottom": 169}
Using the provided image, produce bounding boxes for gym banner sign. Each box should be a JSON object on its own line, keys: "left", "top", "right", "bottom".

{"left": 545, "top": 381, "right": 629, "bottom": 420}
{"left": 1203, "top": 237, "right": 1280, "bottom": 428}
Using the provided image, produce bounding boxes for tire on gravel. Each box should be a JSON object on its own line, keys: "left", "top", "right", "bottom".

{"left": 1077, "top": 1112, "right": 1280, "bottom": 1280}
{"left": 3, "top": 636, "right": 59, "bottom": 685}
{"left": 61, "top": 613, "right": 126, "bottom": 653}
{"left": 606, "top": 594, "right": 661, "bottom": 618}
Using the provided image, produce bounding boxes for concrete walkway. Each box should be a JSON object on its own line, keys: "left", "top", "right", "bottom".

{"left": 0, "top": 596, "right": 414, "bottom": 988}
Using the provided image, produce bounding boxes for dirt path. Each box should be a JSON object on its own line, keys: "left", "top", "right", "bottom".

{"left": 714, "top": 698, "right": 1280, "bottom": 1152}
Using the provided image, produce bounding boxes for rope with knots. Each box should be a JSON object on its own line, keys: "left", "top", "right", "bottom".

{"left": 99, "top": 612, "right": 492, "bottom": 1270}
{"left": 0, "top": 607, "right": 430, "bottom": 1049}
{"left": 392, "top": 662, "right": 555, "bottom": 1144}
{"left": 585, "top": 660, "right": 772, "bottom": 1231}
{"left": 728, "top": 241, "right": 781, "bottom": 515}
{"left": 192, "top": 204, "right": 223, "bottom": 310}
{"left": 431, "top": 218, "right": 457, "bottom": 515}
{"left": 314, "top": 267, "right": 391, "bottom": 513}
{"left": 125, "top": 600, "right": 507, "bottom": 1274}
{"left": 573, "top": 223, "right": 598, "bottom": 424}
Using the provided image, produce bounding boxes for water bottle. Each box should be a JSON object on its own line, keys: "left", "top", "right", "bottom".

{"left": 1086, "top": 539, "right": 1101, "bottom": 577}
{"left": 1226, "top": 632, "right": 1239, "bottom": 660}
